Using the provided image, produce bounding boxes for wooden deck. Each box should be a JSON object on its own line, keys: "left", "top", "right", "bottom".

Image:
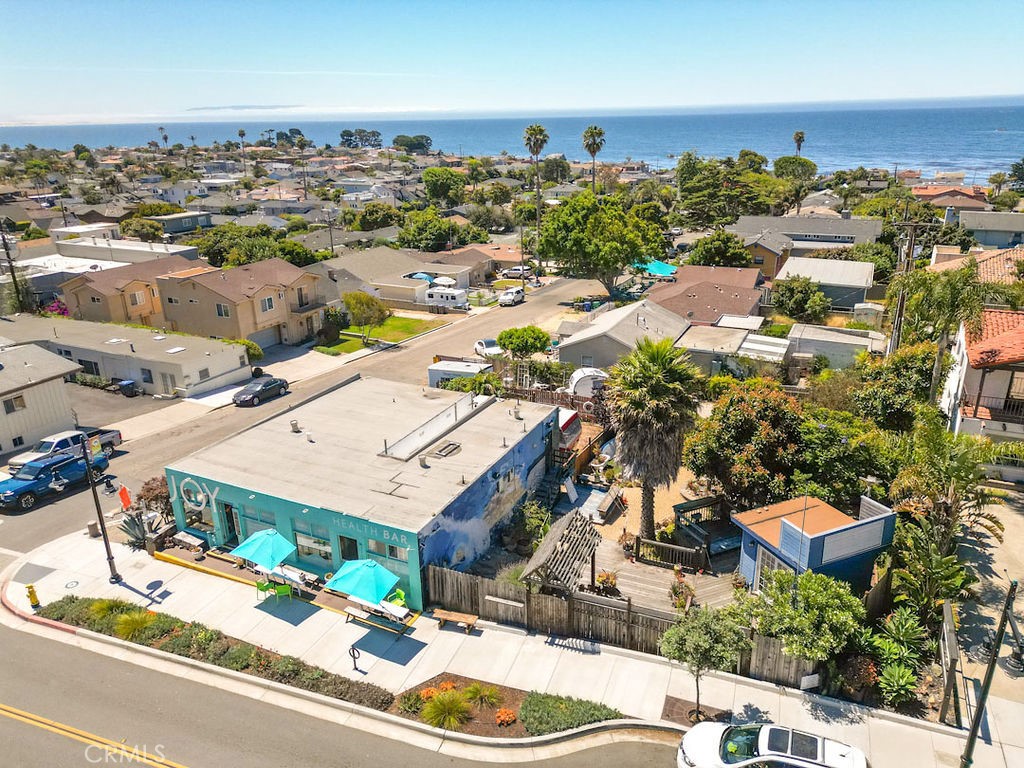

{"left": 592, "top": 539, "right": 739, "bottom": 612}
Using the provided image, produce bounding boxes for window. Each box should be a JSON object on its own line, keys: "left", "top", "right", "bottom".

{"left": 188, "top": 298, "right": 199, "bottom": 304}
{"left": 755, "top": 547, "right": 792, "bottom": 593}
{"left": 129, "top": 290, "right": 145, "bottom": 307}
{"left": 753, "top": 254, "right": 765, "bottom": 265}
{"left": 388, "top": 544, "right": 408, "bottom": 562}
{"left": 216, "top": 303, "right": 231, "bottom": 318}
{"left": 167, "top": 296, "right": 180, "bottom": 305}
{"left": 151, "top": 288, "right": 158, "bottom": 297}
{"left": 78, "top": 359, "right": 100, "bottom": 376}
{"left": 12, "top": 436, "right": 24, "bottom": 448}
{"left": 581, "top": 355, "right": 594, "bottom": 367}
{"left": 295, "top": 532, "right": 332, "bottom": 562}
{"left": 297, "top": 286, "right": 308, "bottom": 307}
{"left": 338, "top": 535, "right": 358, "bottom": 561}
{"left": 367, "top": 539, "right": 387, "bottom": 557}
{"left": 57, "top": 348, "right": 72, "bottom": 359}
{"left": 90, "top": 296, "right": 102, "bottom": 304}
{"left": 140, "top": 368, "right": 153, "bottom": 384}
{"left": 239, "top": 355, "right": 246, "bottom": 367}
{"left": 3, "top": 394, "right": 26, "bottom": 414}
{"left": 260, "top": 296, "right": 275, "bottom": 312}
{"left": 367, "top": 538, "right": 408, "bottom": 561}
{"left": 198, "top": 368, "right": 210, "bottom": 381}
{"left": 1009, "top": 371, "right": 1024, "bottom": 401}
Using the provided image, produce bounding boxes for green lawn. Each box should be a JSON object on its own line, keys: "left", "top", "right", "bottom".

{"left": 316, "top": 316, "right": 446, "bottom": 355}
{"left": 316, "top": 337, "right": 365, "bottom": 355}
{"left": 492, "top": 279, "right": 533, "bottom": 291}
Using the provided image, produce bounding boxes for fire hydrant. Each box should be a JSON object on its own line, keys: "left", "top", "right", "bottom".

{"left": 26, "top": 584, "right": 40, "bottom": 610}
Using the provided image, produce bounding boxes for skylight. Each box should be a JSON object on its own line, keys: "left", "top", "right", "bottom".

{"left": 166, "top": 346, "right": 186, "bottom": 354}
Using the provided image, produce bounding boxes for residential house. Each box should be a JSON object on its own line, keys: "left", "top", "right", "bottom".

{"left": 647, "top": 265, "right": 765, "bottom": 325}
{"left": 301, "top": 264, "right": 373, "bottom": 311}
{"left": 774, "top": 257, "right": 875, "bottom": 309}
{"left": 733, "top": 496, "right": 896, "bottom": 593}
{"left": 787, "top": 324, "right": 885, "bottom": 369}
{"left": 674, "top": 324, "right": 789, "bottom": 376}
{"left": 55, "top": 238, "right": 198, "bottom": 264}
{"left": 158, "top": 258, "right": 326, "bottom": 348}
{"left": 60, "top": 255, "right": 197, "bottom": 326}
{"left": 69, "top": 202, "right": 135, "bottom": 224}
{"left": 311, "top": 247, "right": 471, "bottom": 307}
{"left": 941, "top": 309, "right": 1024, "bottom": 443}
{"left": 0, "top": 315, "right": 251, "bottom": 398}
{"left": 165, "top": 375, "right": 558, "bottom": 611}
{"left": 911, "top": 185, "right": 988, "bottom": 204}
{"left": 0, "top": 342, "right": 80, "bottom": 459}
{"left": 960, "top": 212, "right": 1024, "bottom": 248}
{"left": 144, "top": 211, "right": 213, "bottom": 237}
{"left": 428, "top": 247, "right": 497, "bottom": 285}
{"left": 928, "top": 245, "right": 1022, "bottom": 284}
{"left": 3, "top": 254, "right": 132, "bottom": 308}
{"left": 557, "top": 300, "right": 689, "bottom": 369}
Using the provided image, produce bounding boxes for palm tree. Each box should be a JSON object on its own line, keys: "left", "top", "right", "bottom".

{"left": 295, "top": 136, "right": 311, "bottom": 199}
{"left": 188, "top": 134, "right": 196, "bottom": 147}
{"left": 605, "top": 338, "right": 703, "bottom": 541}
{"left": 988, "top": 172, "right": 1008, "bottom": 196}
{"left": 888, "top": 258, "right": 1010, "bottom": 402}
{"left": 523, "top": 123, "right": 549, "bottom": 240}
{"left": 582, "top": 125, "right": 606, "bottom": 195}
{"left": 792, "top": 130, "right": 805, "bottom": 156}
{"left": 237, "top": 129, "right": 247, "bottom": 176}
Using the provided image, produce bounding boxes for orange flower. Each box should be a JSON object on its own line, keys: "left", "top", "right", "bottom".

{"left": 419, "top": 687, "right": 439, "bottom": 701}
{"left": 495, "top": 708, "right": 517, "bottom": 726}
{"left": 438, "top": 680, "right": 458, "bottom": 692}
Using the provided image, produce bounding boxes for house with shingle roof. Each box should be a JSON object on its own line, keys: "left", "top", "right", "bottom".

{"left": 961, "top": 211, "right": 1024, "bottom": 248}
{"left": 941, "top": 309, "right": 1024, "bottom": 443}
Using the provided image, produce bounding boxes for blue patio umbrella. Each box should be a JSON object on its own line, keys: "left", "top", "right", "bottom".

{"left": 324, "top": 559, "right": 399, "bottom": 605}
{"left": 229, "top": 529, "right": 297, "bottom": 571}
{"left": 411, "top": 272, "right": 433, "bottom": 281}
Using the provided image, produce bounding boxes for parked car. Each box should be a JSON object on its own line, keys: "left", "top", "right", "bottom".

{"left": 7, "top": 427, "right": 122, "bottom": 473}
{"left": 474, "top": 339, "right": 503, "bottom": 357}
{"left": 500, "top": 266, "right": 533, "bottom": 279}
{"left": 498, "top": 287, "right": 525, "bottom": 306}
{"left": 232, "top": 377, "right": 289, "bottom": 407}
{"left": 0, "top": 453, "right": 110, "bottom": 511}
{"left": 678, "top": 723, "right": 867, "bottom": 768}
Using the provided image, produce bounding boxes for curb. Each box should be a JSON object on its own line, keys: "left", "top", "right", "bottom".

{"left": 0, "top": 573, "right": 685, "bottom": 758}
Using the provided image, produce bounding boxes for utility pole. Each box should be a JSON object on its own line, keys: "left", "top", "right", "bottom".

{"left": 81, "top": 436, "right": 121, "bottom": 584}
{"left": 961, "top": 579, "right": 1017, "bottom": 768}
{"left": 0, "top": 222, "right": 26, "bottom": 313}
{"left": 886, "top": 212, "right": 939, "bottom": 355}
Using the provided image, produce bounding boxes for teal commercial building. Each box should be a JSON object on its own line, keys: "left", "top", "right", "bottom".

{"left": 165, "top": 375, "right": 558, "bottom": 611}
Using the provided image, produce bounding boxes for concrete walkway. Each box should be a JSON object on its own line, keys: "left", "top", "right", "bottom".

{"left": 2, "top": 532, "right": 1019, "bottom": 768}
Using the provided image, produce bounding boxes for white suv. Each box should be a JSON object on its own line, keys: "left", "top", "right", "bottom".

{"left": 501, "top": 266, "right": 533, "bottom": 279}
{"left": 498, "top": 287, "right": 525, "bottom": 306}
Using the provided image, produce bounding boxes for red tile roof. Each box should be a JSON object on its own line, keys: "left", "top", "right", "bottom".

{"left": 967, "top": 309, "right": 1024, "bottom": 368}
{"left": 927, "top": 247, "right": 1023, "bottom": 285}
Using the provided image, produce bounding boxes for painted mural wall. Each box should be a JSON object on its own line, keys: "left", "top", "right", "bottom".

{"left": 419, "top": 415, "right": 554, "bottom": 570}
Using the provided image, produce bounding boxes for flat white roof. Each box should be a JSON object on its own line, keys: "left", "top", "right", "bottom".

{"left": 428, "top": 361, "right": 492, "bottom": 374}
{"left": 716, "top": 314, "right": 765, "bottom": 330}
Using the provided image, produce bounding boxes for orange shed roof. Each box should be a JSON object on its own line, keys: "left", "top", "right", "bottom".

{"left": 732, "top": 496, "right": 855, "bottom": 547}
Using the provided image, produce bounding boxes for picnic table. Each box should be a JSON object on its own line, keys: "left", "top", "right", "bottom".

{"left": 433, "top": 608, "right": 478, "bottom": 634}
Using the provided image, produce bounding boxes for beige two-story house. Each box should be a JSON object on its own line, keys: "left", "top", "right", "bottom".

{"left": 157, "top": 258, "right": 325, "bottom": 348}
{"left": 60, "top": 255, "right": 198, "bottom": 326}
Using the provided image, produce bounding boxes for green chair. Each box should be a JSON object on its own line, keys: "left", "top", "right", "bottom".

{"left": 255, "top": 580, "right": 273, "bottom": 600}
{"left": 273, "top": 583, "right": 293, "bottom": 602}
{"left": 387, "top": 588, "right": 407, "bottom": 608}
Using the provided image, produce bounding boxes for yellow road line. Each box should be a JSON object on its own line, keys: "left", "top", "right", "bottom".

{"left": 0, "top": 702, "right": 189, "bottom": 768}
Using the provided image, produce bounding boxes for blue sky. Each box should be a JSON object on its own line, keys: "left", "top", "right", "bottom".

{"left": 3, "top": 0, "right": 1022, "bottom": 124}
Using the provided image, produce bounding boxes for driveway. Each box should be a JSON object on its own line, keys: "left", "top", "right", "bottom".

{"left": 64, "top": 380, "right": 175, "bottom": 427}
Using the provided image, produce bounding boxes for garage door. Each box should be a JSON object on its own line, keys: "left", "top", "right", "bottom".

{"left": 248, "top": 326, "right": 281, "bottom": 350}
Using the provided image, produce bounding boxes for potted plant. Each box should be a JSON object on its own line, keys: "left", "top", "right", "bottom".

{"left": 596, "top": 569, "right": 618, "bottom": 594}
{"left": 618, "top": 530, "right": 635, "bottom": 558}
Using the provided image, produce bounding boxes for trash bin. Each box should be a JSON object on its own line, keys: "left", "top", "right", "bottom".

{"left": 118, "top": 379, "right": 139, "bottom": 397}
{"left": 582, "top": 301, "right": 592, "bottom": 312}
{"left": 86, "top": 521, "right": 100, "bottom": 538}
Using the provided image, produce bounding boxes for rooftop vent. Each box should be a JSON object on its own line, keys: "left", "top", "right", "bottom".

{"left": 290, "top": 419, "right": 301, "bottom": 433}
{"left": 104, "top": 338, "right": 128, "bottom": 345}
{"left": 434, "top": 441, "right": 461, "bottom": 458}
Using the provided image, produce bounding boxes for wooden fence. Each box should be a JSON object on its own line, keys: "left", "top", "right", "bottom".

{"left": 503, "top": 386, "right": 606, "bottom": 423}
{"left": 740, "top": 633, "right": 819, "bottom": 688}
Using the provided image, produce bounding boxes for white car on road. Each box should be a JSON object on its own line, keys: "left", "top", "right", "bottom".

{"left": 678, "top": 723, "right": 867, "bottom": 768}
{"left": 498, "top": 287, "right": 525, "bottom": 306}
{"left": 474, "top": 339, "right": 503, "bottom": 357}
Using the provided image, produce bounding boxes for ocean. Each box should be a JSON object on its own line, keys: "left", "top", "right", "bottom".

{"left": 1, "top": 104, "right": 1022, "bottom": 179}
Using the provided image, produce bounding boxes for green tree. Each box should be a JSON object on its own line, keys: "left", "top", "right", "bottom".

{"left": 659, "top": 607, "right": 750, "bottom": 718}
{"left": 748, "top": 570, "right": 865, "bottom": 662}
{"left": 674, "top": 152, "right": 759, "bottom": 229}
{"left": 582, "top": 125, "right": 606, "bottom": 195}
{"left": 237, "top": 128, "right": 246, "bottom": 176}
{"left": 133, "top": 202, "right": 185, "bottom": 217}
{"left": 773, "top": 155, "right": 817, "bottom": 180}
{"left": 422, "top": 167, "right": 467, "bottom": 207}
{"left": 773, "top": 275, "right": 830, "bottom": 322}
{"left": 275, "top": 239, "right": 319, "bottom": 267}
{"left": 606, "top": 339, "right": 703, "bottom": 540}
{"left": 853, "top": 343, "right": 941, "bottom": 431}
{"left": 792, "top": 131, "right": 805, "bottom": 156}
{"left": 496, "top": 326, "right": 550, "bottom": 359}
{"left": 539, "top": 157, "right": 571, "bottom": 184}
{"left": 736, "top": 149, "right": 768, "bottom": 173}
{"left": 537, "top": 192, "right": 662, "bottom": 296}
{"left": 392, "top": 134, "right": 432, "bottom": 153}
{"left": 342, "top": 291, "right": 392, "bottom": 343}
{"left": 523, "top": 124, "right": 550, "bottom": 239}
{"left": 398, "top": 207, "right": 487, "bottom": 252}
{"left": 354, "top": 202, "right": 404, "bottom": 231}
{"left": 988, "top": 172, "right": 1008, "bottom": 196}
{"left": 687, "top": 230, "right": 752, "bottom": 267}
{"left": 487, "top": 183, "right": 513, "bottom": 205}
{"left": 120, "top": 218, "right": 164, "bottom": 242}
{"left": 916, "top": 222, "right": 978, "bottom": 254}
{"left": 990, "top": 190, "right": 1021, "bottom": 212}
{"left": 1010, "top": 156, "right": 1024, "bottom": 190}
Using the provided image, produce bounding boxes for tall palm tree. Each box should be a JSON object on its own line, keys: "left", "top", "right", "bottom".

{"left": 237, "top": 129, "right": 247, "bottom": 176}
{"left": 295, "top": 136, "right": 311, "bottom": 199}
{"left": 792, "top": 131, "right": 805, "bottom": 156}
{"left": 988, "top": 172, "right": 1008, "bottom": 196}
{"left": 188, "top": 134, "right": 196, "bottom": 147}
{"left": 523, "top": 123, "right": 549, "bottom": 240}
{"left": 605, "top": 338, "right": 703, "bottom": 541}
{"left": 582, "top": 125, "right": 606, "bottom": 195}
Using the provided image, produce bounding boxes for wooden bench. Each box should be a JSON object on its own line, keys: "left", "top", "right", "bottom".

{"left": 433, "top": 608, "right": 478, "bottom": 634}
{"left": 344, "top": 606, "right": 371, "bottom": 623}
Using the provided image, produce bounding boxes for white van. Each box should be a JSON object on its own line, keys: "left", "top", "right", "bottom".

{"left": 425, "top": 287, "right": 469, "bottom": 309}
{"left": 498, "top": 287, "right": 525, "bottom": 306}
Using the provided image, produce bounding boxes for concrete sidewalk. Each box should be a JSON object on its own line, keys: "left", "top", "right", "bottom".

{"left": 2, "top": 532, "right": 1019, "bottom": 768}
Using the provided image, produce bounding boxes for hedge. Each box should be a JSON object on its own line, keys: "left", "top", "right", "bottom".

{"left": 39, "top": 596, "right": 392, "bottom": 710}
{"left": 518, "top": 692, "right": 622, "bottom": 735}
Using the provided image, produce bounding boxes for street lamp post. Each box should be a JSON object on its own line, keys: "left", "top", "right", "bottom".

{"left": 81, "top": 437, "right": 121, "bottom": 584}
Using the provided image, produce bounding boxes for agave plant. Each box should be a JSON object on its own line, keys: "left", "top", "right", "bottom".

{"left": 879, "top": 607, "right": 927, "bottom": 651}
{"left": 877, "top": 663, "right": 918, "bottom": 707}
{"left": 118, "top": 512, "right": 148, "bottom": 551}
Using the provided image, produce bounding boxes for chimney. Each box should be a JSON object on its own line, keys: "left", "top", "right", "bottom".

{"left": 418, "top": 455, "right": 429, "bottom": 469}
{"left": 290, "top": 419, "right": 301, "bottom": 433}
{"left": 943, "top": 206, "right": 956, "bottom": 226}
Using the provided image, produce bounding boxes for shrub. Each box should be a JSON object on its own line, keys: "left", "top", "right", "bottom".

{"left": 160, "top": 623, "right": 223, "bottom": 660}
{"left": 878, "top": 663, "right": 918, "bottom": 706}
{"left": 496, "top": 561, "right": 528, "bottom": 588}
{"left": 705, "top": 374, "right": 738, "bottom": 400}
{"left": 495, "top": 708, "right": 517, "bottom": 727}
{"left": 114, "top": 610, "right": 156, "bottom": 641}
{"left": 762, "top": 323, "right": 793, "bottom": 338}
{"left": 314, "top": 346, "right": 342, "bottom": 356}
{"left": 519, "top": 692, "right": 622, "bottom": 736}
{"left": 268, "top": 655, "right": 305, "bottom": 683}
{"left": 419, "top": 686, "right": 439, "bottom": 701}
{"left": 420, "top": 690, "right": 472, "bottom": 731}
{"left": 220, "top": 643, "right": 256, "bottom": 671}
{"left": 840, "top": 654, "right": 878, "bottom": 690}
{"left": 872, "top": 635, "right": 920, "bottom": 667}
{"left": 38, "top": 595, "right": 92, "bottom": 626}
{"left": 227, "top": 338, "right": 264, "bottom": 362}
{"left": 655, "top": 523, "right": 676, "bottom": 544}
{"left": 398, "top": 691, "right": 425, "bottom": 715}
{"left": 75, "top": 373, "right": 107, "bottom": 388}
{"left": 437, "top": 680, "right": 458, "bottom": 693}
{"left": 464, "top": 682, "right": 502, "bottom": 708}
{"left": 879, "top": 607, "right": 927, "bottom": 651}
{"left": 312, "top": 676, "right": 393, "bottom": 711}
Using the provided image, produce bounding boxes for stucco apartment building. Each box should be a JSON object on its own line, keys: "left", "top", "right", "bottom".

{"left": 0, "top": 341, "right": 80, "bottom": 458}
{"left": 158, "top": 258, "right": 326, "bottom": 348}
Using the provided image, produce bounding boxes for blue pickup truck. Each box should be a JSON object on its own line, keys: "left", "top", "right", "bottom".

{"left": 0, "top": 453, "right": 110, "bottom": 511}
